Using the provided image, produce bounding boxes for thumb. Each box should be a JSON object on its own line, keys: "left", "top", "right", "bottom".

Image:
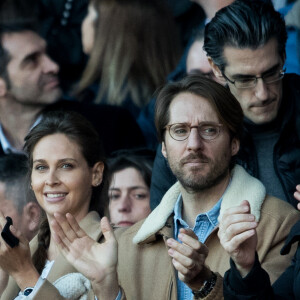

{"left": 100, "top": 217, "right": 116, "bottom": 243}
{"left": 240, "top": 200, "right": 251, "bottom": 213}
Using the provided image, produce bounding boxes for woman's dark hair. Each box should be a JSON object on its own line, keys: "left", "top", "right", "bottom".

{"left": 24, "top": 111, "right": 109, "bottom": 274}
{"left": 76, "top": 0, "right": 181, "bottom": 108}
{"left": 107, "top": 148, "right": 155, "bottom": 191}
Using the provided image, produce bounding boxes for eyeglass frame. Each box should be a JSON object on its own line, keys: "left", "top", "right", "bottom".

{"left": 221, "top": 68, "right": 286, "bottom": 89}
{"left": 164, "top": 122, "right": 224, "bottom": 141}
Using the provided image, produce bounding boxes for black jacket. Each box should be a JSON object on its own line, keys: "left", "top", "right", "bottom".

{"left": 223, "top": 220, "right": 300, "bottom": 300}
{"left": 150, "top": 74, "right": 300, "bottom": 209}
{"left": 237, "top": 73, "right": 300, "bottom": 207}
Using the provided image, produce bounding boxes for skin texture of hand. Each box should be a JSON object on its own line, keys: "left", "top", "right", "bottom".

{"left": 0, "top": 211, "right": 39, "bottom": 291}
{"left": 166, "top": 228, "right": 212, "bottom": 291}
{"left": 0, "top": 267, "right": 9, "bottom": 296}
{"left": 218, "top": 200, "right": 258, "bottom": 277}
{"left": 51, "top": 213, "right": 119, "bottom": 300}
{"left": 295, "top": 185, "right": 300, "bottom": 210}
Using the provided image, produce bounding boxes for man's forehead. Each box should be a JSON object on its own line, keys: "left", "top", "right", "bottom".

{"left": 223, "top": 38, "right": 282, "bottom": 76}
{"left": 168, "top": 92, "right": 219, "bottom": 123}
{"left": 2, "top": 30, "right": 46, "bottom": 60}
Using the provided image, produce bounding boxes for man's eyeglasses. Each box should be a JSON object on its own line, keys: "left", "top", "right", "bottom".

{"left": 222, "top": 68, "right": 285, "bottom": 89}
{"left": 165, "top": 122, "right": 223, "bottom": 141}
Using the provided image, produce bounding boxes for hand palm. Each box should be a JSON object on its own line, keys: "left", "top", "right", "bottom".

{"left": 64, "top": 234, "right": 117, "bottom": 283}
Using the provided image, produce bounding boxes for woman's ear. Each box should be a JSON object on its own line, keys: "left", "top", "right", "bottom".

{"left": 92, "top": 162, "right": 105, "bottom": 187}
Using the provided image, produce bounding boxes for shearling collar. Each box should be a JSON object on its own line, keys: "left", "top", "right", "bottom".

{"left": 133, "top": 165, "right": 266, "bottom": 244}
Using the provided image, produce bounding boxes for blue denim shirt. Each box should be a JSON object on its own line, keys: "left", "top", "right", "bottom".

{"left": 173, "top": 195, "right": 222, "bottom": 300}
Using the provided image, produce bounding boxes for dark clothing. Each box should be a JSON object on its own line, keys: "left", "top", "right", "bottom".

{"left": 43, "top": 100, "right": 146, "bottom": 155}
{"left": 0, "top": 100, "right": 145, "bottom": 157}
{"left": 39, "top": 0, "right": 88, "bottom": 93}
{"left": 223, "top": 220, "right": 300, "bottom": 300}
{"left": 150, "top": 74, "right": 300, "bottom": 209}
{"left": 249, "top": 128, "right": 286, "bottom": 201}
{"left": 237, "top": 74, "right": 300, "bottom": 208}
{"left": 150, "top": 143, "right": 176, "bottom": 210}
{"left": 78, "top": 83, "right": 141, "bottom": 120}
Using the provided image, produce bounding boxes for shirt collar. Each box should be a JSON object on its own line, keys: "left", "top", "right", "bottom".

{"left": 173, "top": 179, "right": 232, "bottom": 230}
{"left": 0, "top": 115, "right": 42, "bottom": 154}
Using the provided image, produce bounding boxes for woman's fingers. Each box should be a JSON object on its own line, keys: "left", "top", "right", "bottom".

{"left": 65, "top": 213, "right": 87, "bottom": 238}
{"left": 51, "top": 218, "right": 72, "bottom": 251}
{"left": 100, "top": 217, "right": 117, "bottom": 245}
{"left": 53, "top": 213, "right": 79, "bottom": 242}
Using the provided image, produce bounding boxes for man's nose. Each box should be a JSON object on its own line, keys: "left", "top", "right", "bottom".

{"left": 254, "top": 78, "right": 269, "bottom": 101}
{"left": 186, "top": 128, "right": 204, "bottom": 151}
{"left": 42, "top": 54, "right": 59, "bottom": 74}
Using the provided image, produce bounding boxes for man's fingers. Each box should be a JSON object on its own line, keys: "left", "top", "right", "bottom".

{"left": 180, "top": 228, "right": 198, "bottom": 239}
{"left": 167, "top": 238, "right": 193, "bottom": 257}
{"left": 223, "top": 229, "right": 256, "bottom": 253}
{"left": 220, "top": 213, "right": 256, "bottom": 231}
{"left": 172, "top": 257, "right": 191, "bottom": 276}
{"left": 178, "top": 231, "right": 208, "bottom": 256}
{"left": 294, "top": 185, "right": 300, "bottom": 201}
{"left": 222, "top": 221, "right": 258, "bottom": 241}
{"left": 168, "top": 248, "right": 195, "bottom": 268}
{"left": 171, "top": 258, "right": 199, "bottom": 282}
{"left": 219, "top": 200, "right": 251, "bottom": 221}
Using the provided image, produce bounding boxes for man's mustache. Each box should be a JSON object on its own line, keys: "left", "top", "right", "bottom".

{"left": 180, "top": 153, "right": 210, "bottom": 164}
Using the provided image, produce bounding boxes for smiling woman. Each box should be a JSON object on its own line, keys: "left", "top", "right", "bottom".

{"left": 0, "top": 111, "right": 111, "bottom": 300}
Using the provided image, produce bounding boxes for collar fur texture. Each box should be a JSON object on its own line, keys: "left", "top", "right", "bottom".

{"left": 133, "top": 165, "right": 266, "bottom": 244}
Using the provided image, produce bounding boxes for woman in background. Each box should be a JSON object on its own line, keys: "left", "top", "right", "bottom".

{"left": 77, "top": 0, "right": 181, "bottom": 119}
{"left": 108, "top": 149, "right": 154, "bottom": 227}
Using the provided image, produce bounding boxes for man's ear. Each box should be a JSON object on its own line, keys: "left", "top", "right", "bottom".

{"left": 208, "top": 57, "right": 223, "bottom": 79}
{"left": 0, "top": 77, "right": 7, "bottom": 97}
{"left": 92, "top": 161, "right": 105, "bottom": 187}
{"left": 231, "top": 138, "right": 240, "bottom": 156}
{"left": 23, "top": 202, "right": 41, "bottom": 233}
{"left": 161, "top": 142, "right": 167, "bottom": 159}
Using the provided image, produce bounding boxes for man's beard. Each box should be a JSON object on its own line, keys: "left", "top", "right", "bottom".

{"left": 8, "top": 74, "right": 61, "bottom": 106}
{"left": 168, "top": 152, "right": 231, "bottom": 193}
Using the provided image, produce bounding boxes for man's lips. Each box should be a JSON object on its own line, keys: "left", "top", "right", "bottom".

{"left": 250, "top": 98, "right": 275, "bottom": 108}
{"left": 181, "top": 154, "right": 210, "bottom": 165}
{"left": 44, "top": 79, "right": 59, "bottom": 89}
{"left": 183, "top": 159, "right": 209, "bottom": 164}
{"left": 41, "top": 76, "right": 60, "bottom": 90}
